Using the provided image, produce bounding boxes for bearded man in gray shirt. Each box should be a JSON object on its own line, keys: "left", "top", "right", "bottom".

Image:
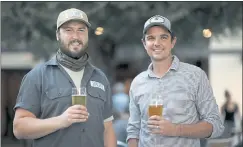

{"left": 13, "top": 8, "right": 116, "bottom": 147}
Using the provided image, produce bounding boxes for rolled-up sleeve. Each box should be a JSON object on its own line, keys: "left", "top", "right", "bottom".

{"left": 126, "top": 89, "right": 141, "bottom": 142}
{"left": 196, "top": 70, "right": 224, "bottom": 138}
{"left": 13, "top": 70, "right": 41, "bottom": 117}
{"left": 103, "top": 82, "right": 113, "bottom": 120}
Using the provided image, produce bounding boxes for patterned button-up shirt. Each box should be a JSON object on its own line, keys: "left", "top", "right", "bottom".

{"left": 126, "top": 56, "right": 224, "bottom": 147}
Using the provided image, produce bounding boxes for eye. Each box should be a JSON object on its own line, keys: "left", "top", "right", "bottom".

{"left": 79, "top": 29, "right": 85, "bottom": 32}
{"left": 161, "top": 36, "right": 168, "bottom": 40}
{"left": 65, "top": 29, "right": 72, "bottom": 32}
{"left": 147, "top": 36, "right": 155, "bottom": 40}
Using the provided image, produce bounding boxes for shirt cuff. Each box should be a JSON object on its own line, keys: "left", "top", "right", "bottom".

{"left": 126, "top": 134, "right": 139, "bottom": 143}
{"left": 204, "top": 119, "right": 224, "bottom": 138}
{"left": 104, "top": 115, "right": 114, "bottom": 122}
{"left": 13, "top": 102, "right": 40, "bottom": 117}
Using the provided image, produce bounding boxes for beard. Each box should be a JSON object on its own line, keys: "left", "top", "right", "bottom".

{"left": 58, "top": 39, "right": 88, "bottom": 59}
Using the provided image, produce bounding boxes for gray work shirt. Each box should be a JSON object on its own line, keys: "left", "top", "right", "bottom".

{"left": 126, "top": 56, "right": 224, "bottom": 147}
{"left": 14, "top": 56, "right": 113, "bottom": 147}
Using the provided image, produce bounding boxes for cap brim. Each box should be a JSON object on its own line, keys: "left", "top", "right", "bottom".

{"left": 143, "top": 22, "right": 171, "bottom": 34}
{"left": 57, "top": 18, "right": 91, "bottom": 30}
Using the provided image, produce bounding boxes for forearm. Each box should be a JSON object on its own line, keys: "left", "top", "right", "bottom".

{"left": 104, "top": 124, "right": 116, "bottom": 147}
{"left": 176, "top": 121, "right": 213, "bottom": 138}
{"left": 14, "top": 116, "right": 64, "bottom": 139}
{"left": 128, "top": 138, "right": 139, "bottom": 147}
{"left": 127, "top": 90, "right": 140, "bottom": 147}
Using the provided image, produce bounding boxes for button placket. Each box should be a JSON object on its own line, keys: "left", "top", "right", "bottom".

{"left": 158, "top": 79, "right": 165, "bottom": 101}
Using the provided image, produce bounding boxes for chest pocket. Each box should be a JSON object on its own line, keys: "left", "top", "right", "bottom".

{"left": 41, "top": 88, "right": 71, "bottom": 117}
{"left": 87, "top": 83, "right": 106, "bottom": 113}
{"left": 46, "top": 88, "right": 71, "bottom": 99}
{"left": 44, "top": 88, "right": 71, "bottom": 106}
{"left": 165, "top": 89, "right": 195, "bottom": 123}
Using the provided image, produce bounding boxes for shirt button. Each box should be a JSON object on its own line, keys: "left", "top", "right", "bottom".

{"left": 58, "top": 92, "right": 61, "bottom": 96}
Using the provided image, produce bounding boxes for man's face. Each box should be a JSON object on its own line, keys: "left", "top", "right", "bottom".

{"left": 142, "top": 26, "right": 176, "bottom": 62}
{"left": 57, "top": 20, "right": 89, "bottom": 59}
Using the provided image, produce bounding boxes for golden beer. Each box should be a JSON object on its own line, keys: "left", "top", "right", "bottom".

{"left": 72, "top": 95, "right": 86, "bottom": 106}
{"left": 148, "top": 105, "right": 163, "bottom": 117}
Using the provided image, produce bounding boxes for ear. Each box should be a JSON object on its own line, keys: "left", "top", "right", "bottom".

{"left": 141, "top": 38, "right": 146, "bottom": 50}
{"left": 171, "top": 36, "right": 177, "bottom": 49}
{"left": 56, "top": 30, "right": 59, "bottom": 41}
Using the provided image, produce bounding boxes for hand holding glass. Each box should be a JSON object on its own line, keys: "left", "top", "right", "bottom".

{"left": 72, "top": 87, "right": 86, "bottom": 106}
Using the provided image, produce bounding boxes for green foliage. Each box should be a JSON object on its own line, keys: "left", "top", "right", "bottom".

{"left": 1, "top": 2, "right": 242, "bottom": 59}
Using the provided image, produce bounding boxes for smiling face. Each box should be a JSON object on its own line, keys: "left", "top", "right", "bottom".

{"left": 56, "top": 20, "right": 89, "bottom": 59}
{"left": 142, "top": 26, "right": 176, "bottom": 62}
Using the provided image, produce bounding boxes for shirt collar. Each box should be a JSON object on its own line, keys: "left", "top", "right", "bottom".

{"left": 147, "top": 55, "right": 180, "bottom": 78}
{"left": 45, "top": 55, "right": 95, "bottom": 86}
{"left": 45, "top": 55, "right": 58, "bottom": 66}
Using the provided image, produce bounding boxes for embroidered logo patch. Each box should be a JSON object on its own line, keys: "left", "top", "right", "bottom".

{"left": 90, "top": 81, "right": 105, "bottom": 91}
{"left": 149, "top": 15, "right": 165, "bottom": 23}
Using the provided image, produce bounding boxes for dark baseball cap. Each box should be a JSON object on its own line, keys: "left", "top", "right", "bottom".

{"left": 143, "top": 15, "right": 172, "bottom": 34}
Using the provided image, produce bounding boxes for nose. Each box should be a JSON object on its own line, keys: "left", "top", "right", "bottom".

{"left": 71, "top": 31, "right": 79, "bottom": 39}
{"left": 154, "top": 37, "right": 161, "bottom": 47}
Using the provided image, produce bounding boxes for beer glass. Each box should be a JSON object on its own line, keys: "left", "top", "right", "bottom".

{"left": 148, "top": 93, "right": 163, "bottom": 147}
{"left": 148, "top": 93, "right": 163, "bottom": 117}
{"left": 72, "top": 87, "right": 86, "bottom": 106}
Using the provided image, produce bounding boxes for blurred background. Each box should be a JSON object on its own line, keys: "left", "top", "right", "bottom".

{"left": 1, "top": 1, "right": 242, "bottom": 147}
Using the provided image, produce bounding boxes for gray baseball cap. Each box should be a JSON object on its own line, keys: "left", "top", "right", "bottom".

{"left": 56, "top": 8, "right": 91, "bottom": 30}
{"left": 143, "top": 15, "right": 171, "bottom": 34}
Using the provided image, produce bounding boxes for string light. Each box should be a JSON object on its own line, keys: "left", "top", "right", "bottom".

{"left": 203, "top": 29, "right": 212, "bottom": 38}
{"left": 95, "top": 27, "right": 104, "bottom": 35}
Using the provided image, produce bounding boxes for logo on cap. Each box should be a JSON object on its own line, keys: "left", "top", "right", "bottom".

{"left": 149, "top": 15, "right": 165, "bottom": 23}
{"left": 65, "top": 10, "right": 83, "bottom": 19}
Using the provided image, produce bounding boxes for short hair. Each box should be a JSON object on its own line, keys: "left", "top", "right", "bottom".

{"left": 142, "top": 31, "right": 175, "bottom": 42}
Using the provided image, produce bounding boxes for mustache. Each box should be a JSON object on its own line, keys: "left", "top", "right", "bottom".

{"left": 68, "top": 39, "right": 83, "bottom": 45}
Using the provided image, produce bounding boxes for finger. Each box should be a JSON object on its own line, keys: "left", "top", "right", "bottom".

{"left": 68, "top": 118, "right": 87, "bottom": 123}
{"left": 68, "top": 109, "right": 83, "bottom": 114}
{"left": 69, "top": 114, "right": 88, "bottom": 119}
{"left": 148, "top": 115, "right": 161, "bottom": 120}
{"left": 148, "top": 115, "right": 158, "bottom": 120}
{"left": 147, "top": 120, "right": 160, "bottom": 126}
{"left": 69, "top": 109, "right": 89, "bottom": 116}
{"left": 78, "top": 105, "right": 88, "bottom": 110}
{"left": 149, "top": 125, "right": 161, "bottom": 134}
{"left": 153, "top": 115, "right": 162, "bottom": 120}
{"left": 71, "top": 105, "right": 87, "bottom": 111}
{"left": 147, "top": 125, "right": 158, "bottom": 129}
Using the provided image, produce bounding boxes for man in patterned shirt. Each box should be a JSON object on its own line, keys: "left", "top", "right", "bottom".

{"left": 126, "top": 15, "right": 224, "bottom": 147}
